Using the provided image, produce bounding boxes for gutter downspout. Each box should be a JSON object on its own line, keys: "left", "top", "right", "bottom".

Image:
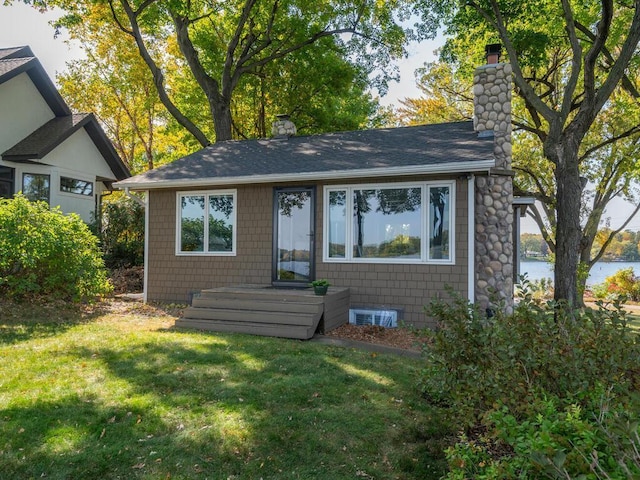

{"left": 124, "top": 187, "right": 149, "bottom": 303}
{"left": 468, "top": 174, "right": 475, "bottom": 304}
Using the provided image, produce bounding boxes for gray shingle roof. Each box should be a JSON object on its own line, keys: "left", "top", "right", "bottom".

{"left": 0, "top": 57, "right": 32, "bottom": 77}
{"left": 0, "top": 46, "right": 32, "bottom": 60}
{"left": 2, "top": 114, "right": 91, "bottom": 160}
{"left": 2, "top": 113, "right": 130, "bottom": 181}
{"left": 116, "top": 121, "right": 495, "bottom": 189}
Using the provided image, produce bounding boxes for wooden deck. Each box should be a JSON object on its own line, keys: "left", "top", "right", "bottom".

{"left": 176, "top": 285, "right": 350, "bottom": 340}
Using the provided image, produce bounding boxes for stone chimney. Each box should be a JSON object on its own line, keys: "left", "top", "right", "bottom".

{"left": 272, "top": 114, "right": 297, "bottom": 139}
{"left": 473, "top": 44, "right": 515, "bottom": 313}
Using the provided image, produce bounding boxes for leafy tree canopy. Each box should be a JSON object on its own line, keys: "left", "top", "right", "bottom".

{"left": 17, "top": 0, "right": 436, "bottom": 146}
{"left": 411, "top": 0, "right": 640, "bottom": 305}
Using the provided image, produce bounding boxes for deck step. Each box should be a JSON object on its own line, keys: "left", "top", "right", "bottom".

{"left": 191, "top": 297, "right": 323, "bottom": 314}
{"left": 182, "top": 307, "right": 320, "bottom": 326}
{"left": 175, "top": 318, "right": 315, "bottom": 340}
{"left": 176, "top": 286, "right": 350, "bottom": 340}
{"left": 197, "top": 288, "right": 325, "bottom": 304}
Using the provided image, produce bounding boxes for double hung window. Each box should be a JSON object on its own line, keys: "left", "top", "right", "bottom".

{"left": 177, "top": 191, "right": 236, "bottom": 255}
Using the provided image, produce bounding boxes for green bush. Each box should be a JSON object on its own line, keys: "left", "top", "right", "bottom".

{"left": 592, "top": 267, "right": 640, "bottom": 301}
{"left": 95, "top": 194, "right": 144, "bottom": 268}
{"left": 0, "top": 195, "right": 112, "bottom": 300}
{"left": 445, "top": 392, "right": 640, "bottom": 479}
{"left": 423, "top": 288, "right": 640, "bottom": 478}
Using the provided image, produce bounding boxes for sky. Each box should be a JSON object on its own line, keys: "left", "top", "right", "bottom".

{"left": 1, "top": 3, "right": 639, "bottom": 234}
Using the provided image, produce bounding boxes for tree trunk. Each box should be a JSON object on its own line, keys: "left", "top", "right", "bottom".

{"left": 551, "top": 139, "right": 583, "bottom": 307}
{"left": 212, "top": 99, "right": 233, "bottom": 142}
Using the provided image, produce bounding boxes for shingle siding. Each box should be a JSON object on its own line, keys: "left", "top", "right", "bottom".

{"left": 147, "top": 178, "right": 469, "bottom": 328}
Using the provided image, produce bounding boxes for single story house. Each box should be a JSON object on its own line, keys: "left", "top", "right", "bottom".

{"left": 0, "top": 46, "right": 130, "bottom": 222}
{"left": 116, "top": 56, "right": 515, "bottom": 332}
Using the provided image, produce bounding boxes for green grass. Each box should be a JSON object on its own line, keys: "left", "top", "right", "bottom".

{"left": 0, "top": 300, "right": 448, "bottom": 479}
{"left": 626, "top": 312, "right": 640, "bottom": 330}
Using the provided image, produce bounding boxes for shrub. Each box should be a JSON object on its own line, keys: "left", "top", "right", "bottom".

{"left": 445, "top": 392, "right": 640, "bottom": 479}
{"left": 0, "top": 195, "right": 112, "bottom": 300}
{"left": 423, "top": 287, "right": 640, "bottom": 478}
{"left": 96, "top": 194, "right": 144, "bottom": 268}
{"left": 515, "top": 275, "right": 553, "bottom": 303}
{"left": 592, "top": 267, "right": 640, "bottom": 302}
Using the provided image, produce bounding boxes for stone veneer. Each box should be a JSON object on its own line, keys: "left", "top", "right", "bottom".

{"left": 473, "top": 62, "right": 514, "bottom": 312}
{"left": 272, "top": 115, "right": 297, "bottom": 138}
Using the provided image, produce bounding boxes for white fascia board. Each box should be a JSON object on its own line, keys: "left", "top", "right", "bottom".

{"left": 114, "top": 159, "right": 495, "bottom": 190}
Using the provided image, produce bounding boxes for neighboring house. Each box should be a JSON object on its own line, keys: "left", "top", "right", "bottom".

{"left": 0, "top": 46, "right": 130, "bottom": 223}
{"left": 116, "top": 51, "right": 516, "bottom": 330}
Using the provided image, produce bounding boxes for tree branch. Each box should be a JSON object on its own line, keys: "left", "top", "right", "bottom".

{"left": 171, "top": 11, "right": 223, "bottom": 103}
{"left": 583, "top": 0, "right": 613, "bottom": 106}
{"left": 117, "top": 0, "right": 210, "bottom": 146}
{"left": 574, "top": 20, "right": 640, "bottom": 99}
{"left": 513, "top": 165, "right": 555, "bottom": 204}
{"left": 591, "top": 1, "right": 640, "bottom": 118}
{"left": 578, "top": 125, "right": 640, "bottom": 162}
{"left": 559, "top": 0, "right": 585, "bottom": 122}
{"left": 591, "top": 201, "right": 640, "bottom": 264}
{"left": 467, "top": 0, "right": 557, "bottom": 122}
{"left": 527, "top": 204, "right": 556, "bottom": 253}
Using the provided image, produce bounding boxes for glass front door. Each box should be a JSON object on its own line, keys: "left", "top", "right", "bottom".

{"left": 273, "top": 187, "right": 315, "bottom": 286}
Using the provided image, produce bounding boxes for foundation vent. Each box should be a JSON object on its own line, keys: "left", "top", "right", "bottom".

{"left": 349, "top": 309, "right": 398, "bottom": 328}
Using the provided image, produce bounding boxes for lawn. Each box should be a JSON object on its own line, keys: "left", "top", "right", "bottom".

{"left": 0, "top": 300, "right": 446, "bottom": 480}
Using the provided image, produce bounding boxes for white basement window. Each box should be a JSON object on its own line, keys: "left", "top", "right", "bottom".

{"left": 176, "top": 190, "right": 237, "bottom": 255}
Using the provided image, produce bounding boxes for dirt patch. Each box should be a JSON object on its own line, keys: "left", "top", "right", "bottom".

{"left": 325, "top": 323, "right": 429, "bottom": 352}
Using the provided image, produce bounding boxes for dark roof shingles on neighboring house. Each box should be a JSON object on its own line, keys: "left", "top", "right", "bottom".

{"left": 3, "top": 114, "right": 90, "bottom": 161}
{"left": 0, "top": 46, "right": 33, "bottom": 60}
{"left": 119, "top": 121, "right": 494, "bottom": 188}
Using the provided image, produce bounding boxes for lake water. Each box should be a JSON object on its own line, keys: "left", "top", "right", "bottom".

{"left": 520, "top": 261, "right": 640, "bottom": 286}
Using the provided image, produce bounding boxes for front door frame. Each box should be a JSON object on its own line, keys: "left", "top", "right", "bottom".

{"left": 272, "top": 186, "right": 316, "bottom": 287}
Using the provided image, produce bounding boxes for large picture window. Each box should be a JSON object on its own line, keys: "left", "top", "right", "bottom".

{"left": 22, "top": 173, "right": 50, "bottom": 203}
{"left": 177, "top": 190, "right": 236, "bottom": 255}
{"left": 325, "top": 182, "right": 454, "bottom": 264}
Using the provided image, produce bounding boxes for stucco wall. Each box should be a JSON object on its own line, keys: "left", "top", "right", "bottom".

{"left": 44, "top": 129, "right": 118, "bottom": 181}
{"left": 0, "top": 72, "right": 55, "bottom": 153}
{"left": 146, "top": 177, "right": 470, "bottom": 328}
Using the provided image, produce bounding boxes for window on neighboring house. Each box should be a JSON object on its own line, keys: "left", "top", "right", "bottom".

{"left": 60, "top": 177, "right": 93, "bottom": 196}
{"left": 22, "top": 173, "right": 50, "bottom": 203}
{"left": 0, "top": 166, "right": 14, "bottom": 199}
{"left": 325, "top": 182, "right": 454, "bottom": 264}
{"left": 177, "top": 190, "right": 236, "bottom": 255}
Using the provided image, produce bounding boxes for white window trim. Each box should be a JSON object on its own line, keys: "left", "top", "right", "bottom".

{"left": 175, "top": 189, "right": 237, "bottom": 256}
{"left": 323, "top": 181, "right": 455, "bottom": 265}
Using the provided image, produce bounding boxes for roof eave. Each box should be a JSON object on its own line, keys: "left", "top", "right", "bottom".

{"left": 1, "top": 114, "right": 90, "bottom": 160}
{"left": 83, "top": 115, "right": 131, "bottom": 180}
{"left": 114, "top": 159, "right": 496, "bottom": 190}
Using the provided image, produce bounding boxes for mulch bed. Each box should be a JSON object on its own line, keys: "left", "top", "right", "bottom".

{"left": 325, "top": 323, "right": 428, "bottom": 352}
